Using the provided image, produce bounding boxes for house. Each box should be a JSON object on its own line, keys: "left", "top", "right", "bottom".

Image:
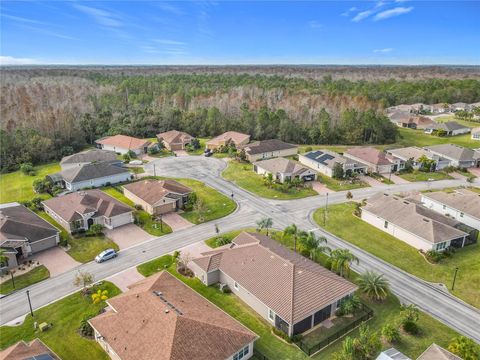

{"left": 361, "top": 193, "right": 471, "bottom": 252}
{"left": 451, "top": 102, "right": 468, "bottom": 112}
{"left": 344, "top": 147, "right": 396, "bottom": 174}
{"left": 60, "top": 149, "right": 119, "bottom": 170}
{"left": 253, "top": 158, "right": 316, "bottom": 183}
{"left": 471, "top": 127, "right": 480, "bottom": 140}
{"left": 431, "top": 103, "right": 450, "bottom": 114}
{"left": 123, "top": 179, "right": 192, "bottom": 215}
{"left": 299, "top": 149, "right": 367, "bottom": 178}
{"left": 48, "top": 162, "right": 132, "bottom": 192}
{"left": 424, "top": 144, "right": 480, "bottom": 168}
{"left": 421, "top": 189, "right": 480, "bottom": 231}
{"left": 417, "top": 343, "right": 462, "bottom": 360}
{"left": 42, "top": 190, "right": 133, "bottom": 234}
{"left": 88, "top": 271, "right": 257, "bottom": 360}
{"left": 96, "top": 135, "right": 151, "bottom": 155}
{"left": 388, "top": 111, "right": 434, "bottom": 129}
{"left": 189, "top": 232, "right": 357, "bottom": 337}
{"left": 0, "top": 338, "right": 60, "bottom": 359}
{"left": 206, "top": 131, "right": 250, "bottom": 151}
{"left": 240, "top": 139, "right": 298, "bottom": 162}
{"left": 0, "top": 203, "right": 60, "bottom": 269}
{"left": 376, "top": 348, "right": 411, "bottom": 360}
{"left": 424, "top": 121, "right": 471, "bottom": 136}
{"left": 386, "top": 147, "right": 450, "bottom": 171}
{"left": 156, "top": 130, "right": 193, "bottom": 151}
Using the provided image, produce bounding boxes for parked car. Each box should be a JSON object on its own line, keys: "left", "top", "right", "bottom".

{"left": 204, "top": 149, "right": 213, "bottom": 157}
{"left": 95, "top": 249, "right": 117, "bottom": 263}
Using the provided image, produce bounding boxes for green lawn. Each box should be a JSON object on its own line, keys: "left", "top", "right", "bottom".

{"left": 313, "top": 203, "right": 480, "bottom": 308}
{"left": 0, "top": 266, "right": 50, "bottom": 295}
{"left": 317, "top": 173, "right": 369, "bottom": 192}
{"left": 222, "top": 160, "right": 318, "bottom": 200}
{"left": 0, "top": 282, "right": 120, "bottom": 360}
{"left": 398, "top": 170, "right": 453, "bottom": 182}
{"left": 436, "top": 115, "right": 480, "bottom": 129}
{"left": 0, "top": 162, "right": 60, "bottom": 203}
{"left": 187, "top": 138, "right": 210, "bottom": 155}
{"left": 67, "top": 235, "right": 119, "bottom": 263}
{"left": 395, "top": 127, "right": 477, "bottom": 149}
{"left": 137, "top": 254, "right": 175, "bottom": 277}
{"left": 204, "top": 228, "right": 256, "bottom": 248}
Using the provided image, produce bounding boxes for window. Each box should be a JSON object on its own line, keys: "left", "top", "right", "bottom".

{"left": 384, "top": 221, "right": 388, "bottom": 229}
{"left": 234, "top": 281, "right": 239, "bottom": 290}
{"left": 268, "top": 309, "right": 275, "bottom": 322}
{"left": 460, "top": 212, "right": 464, "bottom": 218}
{"left": 443, "top": 205, "right": 447, "bottom": 210}
{"left": 233, "top": 345, "right": 250, "bottom": 360}
{"left": 436, "top": 242, "right": 447, "bottom": 251}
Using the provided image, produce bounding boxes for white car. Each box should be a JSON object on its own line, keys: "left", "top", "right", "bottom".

{"left": 95, "top": 249, "right": 117, "bottom": 263}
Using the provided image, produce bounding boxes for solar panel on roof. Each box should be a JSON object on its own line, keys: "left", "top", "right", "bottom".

{"left": 318, "top": 154, "right": 334, "bottom": 165}
{"left": 24, "top": 354, "right": 55, "bottom": 360}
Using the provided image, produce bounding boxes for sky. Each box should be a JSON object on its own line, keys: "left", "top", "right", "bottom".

{"left": 1, "top": 1, "right": 479, "bottom": 65}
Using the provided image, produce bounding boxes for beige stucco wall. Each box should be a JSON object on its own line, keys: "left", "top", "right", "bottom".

{"left": 247, "top": 148, "right": 298, "bottom": 162}
{"left": 422, "top": 196, "right": 480, "bottom": 231}
{"left": 299, "top": 155, "right": 333, "bottom": 177}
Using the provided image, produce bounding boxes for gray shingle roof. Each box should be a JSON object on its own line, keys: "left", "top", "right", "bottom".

{"left": 422, "top": 189, "right": 480, "bottom": 219}
{"left": 52, "top": 162, "right": 130, "bottom": 183}
{"left": 429, "top": 121, "right": 469, "bottom": 132}
{"left": 425, "top": 144, "right": 480, "bottom": 162}
{"left": 60, "top": 149, "right": 118, "bottom": 166}
{"left": 253, "top": 157, "right": 310, "bottom": 176}
{"left": 242, "top": 139, "right": 297, "bottom": 155}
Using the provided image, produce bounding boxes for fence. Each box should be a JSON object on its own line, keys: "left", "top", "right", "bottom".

{"left": 296, "top": 304, "right": 374, "bottom": 356}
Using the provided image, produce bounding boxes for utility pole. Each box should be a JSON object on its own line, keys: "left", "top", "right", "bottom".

{"left": 26, "top": 290, "right": 34, "bottom": 317}
{"left": 159, "top": 214, "right": 163, "bottom": 232}
{"left": 451, "top": 267, "right": 459, "bottom": 291}
{"left": 153, "top": 164, "right": 157, "bottom": 177}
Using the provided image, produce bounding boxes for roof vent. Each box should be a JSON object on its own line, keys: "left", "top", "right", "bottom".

{"left": 165, "top": 309, "right": 169, "bottom": 314}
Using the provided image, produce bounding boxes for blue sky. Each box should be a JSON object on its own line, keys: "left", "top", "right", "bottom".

{"left": 1, "top": 1, "right": 479, "bottom": 65}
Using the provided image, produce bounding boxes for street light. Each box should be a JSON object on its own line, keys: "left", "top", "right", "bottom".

{"left": 451, "top": 267, "right": 459, "bottom": 291}
{"left": 26, "top": 290, "right": 34, "bottom": 318}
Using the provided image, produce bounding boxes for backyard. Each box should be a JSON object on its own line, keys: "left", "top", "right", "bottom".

{"left": 313, "top": 203, "right": 480, "bottom": 308}
{"left": 0, "top": 282, "right": 120, "bottom": 360}
{"left": 222, "top": 160, "right": 318, "bottom": 199}
{"left": 0, "top": 162, "right": 60, "bottom": 203}
{"left": 0, "top": 265, "right": 50, "bottom": 295}
{"left": 395, "top": 127, "right": 477, "bottom": 149}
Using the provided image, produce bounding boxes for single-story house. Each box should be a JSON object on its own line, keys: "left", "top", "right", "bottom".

{"left": 421, "top": 189, "right": 480, "bottom": 231}
{"left": 471, "top": 127, "right": 480, "bottom": 140}
{"left": 385, "top": 146, "right": 450, "bottom": 171}
{"left": 48, "top": 162, "right": 132, "bottom": 191}
{"left": 60, "top": 149, "right": 119, "bottom": 170}
{"left": 424, "top": 121, "right": 471, "bottom": 136}
{"left": 431, "top": 103, "right": 450, "bottom": 114}
{"left": 0, "top": 203, "right": 60, "bottom": 269}
{"left": 206, "top": 131, "right": 250, "bottom": 151}
{"left": 299, "top": 149, "right": 367, "bottom": 178}
{"left": 388, "top": 111, "right": 434, "bottom": 130}
{"left": 190, "top": 232, "right": 358, "bottom": 337}
{"left": 344, "top": 147, "right": 397, "bottom": 174}
{"left": 424, "top": 144, "right": 480, "bottom": 168}
{"left": 253, "top": 157, "right": 317, "bottom": 183}
{"left": 240, "top": 139, "right": 298, "bottom": 162}
{"left": 417, "top": 343, "right": 462, "bottom": 360}
{"left": 96, "top": 135, "right": 151, "bottom": 155}
{"left": 386, "top": 104, "right": 415, "bottom": 113}
{"left": 123, "top": 179, "right": 192, "bottom": 215}
{"left": 0, "top": 338, "right": 60, "bottom": 359}
{"left": 451, "top": 102, "right": 468, "bottom": 112}
{"left": 361, "top": 193, "right": 471, "bottom": 252}
{"left": 156, "top": 130, "right": 193, "bottom": 151}
{"left": 89, "top": 271, "right": 257, "bottom": 360}
{"left": 42, "top": 190, "right": 133, "bottom": 234}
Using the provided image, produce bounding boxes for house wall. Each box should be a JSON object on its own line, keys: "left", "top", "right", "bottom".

{"left": 104, "top": 212, "right": 134, "bottom": 230}
{"left": 247, "top": 148, "right": 298, "bottom": 162}
{"left": 188, "top": 262, "right": 212, "bottom": 285}
{"left": 472, "top": 132, "right": 480, "bottom": 140}
{"left": 93, "top": 329, "right": 122, "bottom": 360}
{"left": 30, "top": 234, "right": 59, "bottom": 253}
{"left": 299, "top": 155, "right": 333, "bottom": 177}
{"left": 66, "top": 172, "right": 132, "bottom": 191}
{"left": 225, "top": 342, "right": 255, "bottom": 360}
{"left": 361, "top": 209, "right": 436, "bottom": 251}
{"left": 452, "top": 128, "right": 471, "bottom": 136}
{"left": 99, "top": 144, "right": 143, "bottom": 155}
{"left": 43, "top": 205, "right": 74, "bottom": 233}
{"left": 344, "top": 154, "right": 392, "bottom": 174}
{"left": 3, "top": 252, "right": 18, "bottom": 268}
{"left": 421, "top": 196, "right": 480, "bottom": 231}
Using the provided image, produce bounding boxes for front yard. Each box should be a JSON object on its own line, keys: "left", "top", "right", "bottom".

{"left": 0, "top": 265, "right": 50, "bottom": 295}
{"left": 222, "top": 160, "right": 318, "bottom": 200}
{"left": 0, "top": 282, "right": 120, "bottom": 360}
{"left": 317, "top": 173, "right": 369, "bottom": 192}
{"left": 313, "top": 203, "right": 480, "bottom": 308}
{"left": 67, "top": 235, "right": 119, "bottom": 263}
{"left": 398, "top": 170, "right": 453, "bottom": 182}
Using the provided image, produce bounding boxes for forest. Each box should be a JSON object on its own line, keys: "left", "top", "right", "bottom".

{"left": 1, "top": 66, "right": 479, "bottom": 172}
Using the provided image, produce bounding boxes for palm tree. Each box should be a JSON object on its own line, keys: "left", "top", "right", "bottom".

{"left": 283, "top": 224, "right": 305, "bottom": 253}
{"left": 0, "top": 249, "right": 9, "bottom": 268}
{"left": 91, "top": 289, "right": 109, "bottom": 304}
{"left": 256, "top": 217, "right": 273, "bottom": 236}
{"left": 330, "top": 249, "right": 359, "bottom": 277}
{"left": 300, "top": 232, "right": 330, "bottom": 261}
{"left": 264, "top": 173, "right": 274, "bottom": 188}
{"left": 399, "top": 304, "right": 420, "bottom": 323}
{"left": 358, "top": 271, "right": 390, "bottom": 301}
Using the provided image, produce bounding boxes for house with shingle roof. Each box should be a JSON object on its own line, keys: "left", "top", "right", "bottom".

{"left": 424, "top": 144, "right": 480, "bottom": 168}
{"left": 89, "top": 271, "right": 257, "bottom": 360}
{"left": 60, "top": 149, "right": 120, "bottom": 170}
{"left": 471, "top": 127, "right": 480, "bottom": 141}
{"left": 42, "top": 190, "right": 133, "bottom": 233}
{"left": 424, "top": 121, "right": 471, "bottom": 136}
{"left": 96, "top": 135, "right": 151, "bottom": 155}
{"left": 156, "top": 130, "right": 193, "bottom": 151}
{"left": 421, "top": 189, "right": 480, "bottom": 231}
{"left": 253, "top": 157, "right": 316, "bottom": 183}
{"left": 240, "top": 139, "right": 298, "bottom": 162}
{"left": 189, "top": 232, "right": 357, "bottom": 337}
{"left": 417, "top": 343, "right": 462, "bottom": 360}
{"left": 361, "top": 193, "right": 471, "bottom": 251}
{"left": 386, "top": 146, "right": 451, "bottom": 171}
{"left": 123, "top": 179, "right": 192, "bottom": 215}
{"left": 0, "top": 203, "right": 60, "bottom": 268}
{"left": 344, "top": 147, "right": 397, "bottom": 174}
{"left": 388, "top": 111, "right": 434, "bottom": 130}
{"left": 206, "top": 131, "right": 250, "bottom": 151}
{"left": 0, "top": 338, "right": 60, "bottom": 360}
{"left": 299, "top": 149, "right": 367, "bottom": 178}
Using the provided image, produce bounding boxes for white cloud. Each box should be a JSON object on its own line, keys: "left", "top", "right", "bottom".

{"left": 2, "top": 14, "right": 47, "bottom": 25}
{"left": 352, "top": 10, "right": 374, "bottom": 22}
{"left": 373, "top": 48, "right": 394, "bottom": 53}
{"left": 374, "top": 7, "right": 414, "bottom": 21}
{"left": 308, "top": 20, "right": 323, "bottom": 29}
{"left": 153, "top": 39, "right": 186, "bottom": 45}
{"left": 72, "top": 4, "right": 122, "bottom": 27}
{"left": 155, "top": 2, "right": 184, "bottom": 16}
{"left": 341, "top": 6, "right": 357, "bottom": 16}
{"left": 0, "top": 55, "right": 39, "bottom": 65}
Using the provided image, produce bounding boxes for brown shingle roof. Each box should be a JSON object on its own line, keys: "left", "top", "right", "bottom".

{"left": 242, "top": 139, "right": 297, "bottom": 155}
{"left": 157, "top": 130, "right": 192, "bottom": 145}
{"left": 96, "top": 135, "right": 150, "bottom": 150}
{"left": 423, "top": 189, "right": 480, "bottom": 219}
{"left": 254, "top": 158, "right": 310, "bottom": 176}
{"left": 192, "top": 232, "right": 357, "bottom": 324}
{"left": 417, "top": 343, "right": 462, "bottom": 360}
{"left": 89, "top": 271, "right": 256, "bottom": 360}
{"left": 206, "top": 131, "right": 250, "bottom": 147}
{"left": 0, "top": 338, "right": 60, "bottom": 360}
{"left": 42, "top": 190, "right": 132, "bottom": 222}
{"left": 346, "top": 147, "right": 393, "bottom": 166}
{"left": 123, "top": 180, "right": 192, "bottom": 206}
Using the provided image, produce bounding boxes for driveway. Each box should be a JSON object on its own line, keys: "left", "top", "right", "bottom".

{"left": 174, "top": 150, "right": 189, "bottom": 157}
{"left": 107, "top": 267, "right": 145, "bottom": 292}
{"left": 162, "top": 212, "right": 194, "bottom": 231}
{"left": 359, "top": 175, "right": 384, "bottom": 187}
{"left": 34, "top": 247, "right": 80, "bottom": 277}
{"left": 105, "top": 224, "right": 153, "bottom": 250}
{"left": 311, "top": 181, "right": 334, "bottom": 194}
{"left": 389, "top": 173, "right": 410, "bottom": 184}
{"left": 450, "top": 172, "right": 467, "bottom": 180}
{"left": 468, "top": 167, "right": 480, "bottom": 177}
{"left": 179, "top": 241, "right": 212, "bottom": 258}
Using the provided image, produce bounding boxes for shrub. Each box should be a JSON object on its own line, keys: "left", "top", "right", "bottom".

{"left": 87, "top": 224, "right": 104, "bottom": 236}
{"left": 79, "top": 318, "right": 94, "bottom": 337}
{"left": 402, "top": 320, "right": 419, "bottom": 335}
{"left": 59, "top": 234, "right": 69, "bottom": 247}
{"left": 33, "top": 178, "right": 52, "bottom": 194}
{"left": 291, "top": 334, "right": 303, "bottom": 343}
{"left": 382, "top": 323, "right": 401, "bottom": 343}
{"left": 272, "top": 327, "right": 292, "bottom": 343}
{"left": 134, "top": 204, "right": 143, "bottom": 210}
{"left": 184, "top": 192, "right": 197, "bottom": 211}
{"left": 304, "top": 146, "right": 313, "bottom": 153}
{"left": 20, "top": 162, "right": 35, "bottom": 176}
{"left": 425, "top": 250, "right": 444, "bottom": 263}
{"left": 339, "top": 295, "right": 361, "bottom": 315}
{"left": 215, "top": 236, "right": 232, "bottom": 247}
{"left": 148, "top": 146, "right": 159, "bottom": 155}
{"left": 30, "top": 197, "right": 44, "bottom": 211}
{"left": 220, "top": 284, "right": 231, "bottom": 294}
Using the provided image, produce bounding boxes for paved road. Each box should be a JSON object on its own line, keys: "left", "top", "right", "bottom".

{"left": 2, "top": 156, "right": 479, "bottom": 345}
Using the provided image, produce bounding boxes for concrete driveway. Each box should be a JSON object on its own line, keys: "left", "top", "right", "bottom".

{"left": 107, "top": 267, "right": 145, "bottom": 292}
{"left": 105, "top": 224, "right": 153, "bottom": 250}
{"left": 174, "top": 150, "right": 189, "bottom": 157}
{"left": 34, "top": 247, "right": 80, "bottom": 277}
{"left": 359, "top": 175, "right": 384, "bottom": 187}
{"left": 389, "top": 173, "right": 410, "bottom": 184}
{"left": 468, "top": 167, "right": 480, "bottom": 177}
{"left": 312, "top": 181, "right": 334, "bottom": 194}
{"left": 162, "top": 212, "right": 194, "bottom": 231}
